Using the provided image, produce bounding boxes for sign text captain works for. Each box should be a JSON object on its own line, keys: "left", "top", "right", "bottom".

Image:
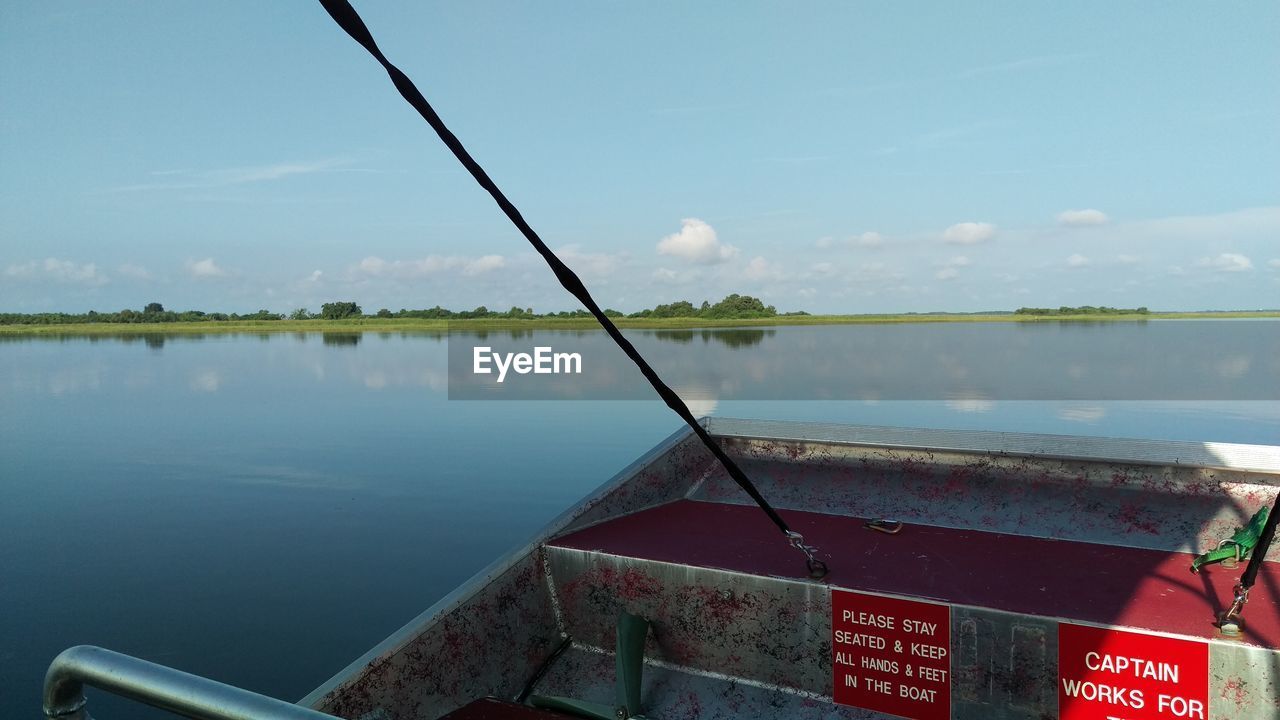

{"left": 1058, "top": 623, "right": 1208, "bottom": 720}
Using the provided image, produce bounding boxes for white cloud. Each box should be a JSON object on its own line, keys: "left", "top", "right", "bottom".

{"left": 934, "top": 256, "right": 970, "bottom": 280}
{"left": 1129, "top": 206, "right": 1278, "bottom": 239}
{"left": 1116, "top": 254, "right": 1140, "bottom": 265}
{"left": 817, "top": 231, "right": 884, "bottom": 249}
{"left": 1066, "top": 253, "right": 1090, "bottom": 268}
{"left": 652, "top": 267, "right": 697, "bottom": 285}
{"left": 810, "top": 262, "right": 835, "bottom": 276}
{"left": 1057, "top": 209, "right": 1109, "bottom": 226}
{"left": 743, "top": 256, "right": 786, "bottom": 281}
{"left": 462, "top": 254, "right": 505, "bottom": 276}
{"left": 116, "top": 263, "right": 151, "bottom": 280}
{"left": 47, "top": 258, "right": 105, "bottom": 283}
{"left": 5, "top": 258, "right": 108, "bottom": 285}
{"left": 106, "top": 158, "right": 371, "bottom": 193}
{"left": 218, "top": 160, "right": 347, "bottom": 184}
{"left": 1267, "top": 259, "right": 1280, "bottom": 270}
{"left": 657, "top": 218, "right": 738, "bottom": 264}
{"left": 352, "top": 254, "right": 506, "bottom": 279}
{"left": 3, "top": 262, "right": 33, "bottom": 278}
{"left": 942, "top": 222, "right": 996, "bottom": 244}
{"left": 556, "top": 245, "right": 624, "bottom": 277}
{"left": 1197, "top": 253, "right": 1253, "bottom": 272}
{"left": 186, "top": 258, "right": 227, "bottom": 278}
{"left": 357, "top": 256, "right": 391, "bottom": 275}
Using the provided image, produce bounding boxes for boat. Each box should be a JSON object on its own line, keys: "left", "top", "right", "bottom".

{"left": 38, "top": 4, "right": 1280, "bottom": 717}
{"left": 43, "top": 417, "right": 1280, "bottom": 719}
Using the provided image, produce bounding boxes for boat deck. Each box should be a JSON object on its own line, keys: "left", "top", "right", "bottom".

{"left": 550, "top": 498, "right": 1280, "bottom": 647}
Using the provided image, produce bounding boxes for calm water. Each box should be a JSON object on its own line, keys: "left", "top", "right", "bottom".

{"left": 2, "top": 322, "right": 1278, "bottom": 718}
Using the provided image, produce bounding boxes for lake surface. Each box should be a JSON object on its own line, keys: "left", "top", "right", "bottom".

{"left": 2, "top": 322, "right": 1278, "bottom": 718}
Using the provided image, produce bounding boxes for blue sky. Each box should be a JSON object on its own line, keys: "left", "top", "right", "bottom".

{"left": 1, "top": 1, "right": 1277, "bottom": 314}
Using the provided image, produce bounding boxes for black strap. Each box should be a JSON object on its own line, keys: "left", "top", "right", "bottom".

{"left": 316, "top": 0, "right": 797, "bottom": 539}
{"left": 1240, "top": 494, "right": 1280, "bottom": 591}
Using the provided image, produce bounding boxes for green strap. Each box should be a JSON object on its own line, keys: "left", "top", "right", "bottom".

{"left": 1190, "top": 507, "right": 1270, "bottom": 573}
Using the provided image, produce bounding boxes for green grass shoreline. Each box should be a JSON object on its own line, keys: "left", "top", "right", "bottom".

{"left": 1, "top": 311, "right": 1275, "bottom": 336}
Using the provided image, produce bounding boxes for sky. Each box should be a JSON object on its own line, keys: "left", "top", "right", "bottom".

{"left": 1, "top": 1, "right": 1277, "bottom": 314}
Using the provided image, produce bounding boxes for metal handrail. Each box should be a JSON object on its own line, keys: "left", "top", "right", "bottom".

{"left": 43, "top": 645, "right": 342, "bottom": 720}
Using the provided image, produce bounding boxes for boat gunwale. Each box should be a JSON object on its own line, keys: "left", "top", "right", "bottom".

{"left": 704, "top": 417, "right": 1280, "bottom": 475}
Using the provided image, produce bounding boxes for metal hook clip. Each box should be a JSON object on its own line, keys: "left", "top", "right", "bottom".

{"left": 785, "top": 530, "right": 828, "bottom": 579}
{"left": 1219, "top": 583, "right": 1250, "bottom": 637}
{"left": 865, "top": 519, "right": 904, "bottom": 535}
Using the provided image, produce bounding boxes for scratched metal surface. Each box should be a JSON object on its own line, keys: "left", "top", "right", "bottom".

{"left": 311, "top": 549, "right": 556, "bottom": 720}
{"left": 544, "top": 548, "right": 1066, "bottom": 720}
{"left": 531, "top": 645, "right": 887, "bottom": 720}
{"left": 544, "top": 541, "right": 1280, "bottom": 720}
{"left": 689, "top": 437, "right": 1280, "bottom": 561}
{"left": 1210, "top": 642, "right": 1280, "bottom": 720}
{"left": 544, "top": 546, "right": 832, "bottom": 695}
{"left": 951, "top": 607, "right": 1058, "bottom": 720}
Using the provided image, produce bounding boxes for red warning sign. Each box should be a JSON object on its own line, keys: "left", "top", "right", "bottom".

{"left": 1059, "top": 623, "right": 1209, "bottom": 720}
{"left": 832, "top": 590, "right": 950, "bottom": 720}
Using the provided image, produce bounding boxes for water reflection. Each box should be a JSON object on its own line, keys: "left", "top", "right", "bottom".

{"left": 321, "top": 332, "right": 361, "bottom": 347}
{"left": 1059, "top": 405, "right": 1108, "bottom": 423}
{"left": 1016, "top": 318, "right": 1151, "bottom": 327}
{"left": 649, "top": 328, "right": 773, "bottom": 348}
{"left": 447, "top": 322, "right": 1278, "bottom": 400}
{"left": 190, "top": 370, "right": 221, "bottom": 393}
{"left": 3, "top": 326, "right": 1278, "bottom": 720}
{"left": 2, "top": 322, "right": 1276, "bottom": 402}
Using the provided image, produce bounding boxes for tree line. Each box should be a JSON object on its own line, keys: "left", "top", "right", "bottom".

{"left": 0, "top": 302, "right": 284, "bottom": 325}
{"left": 0, "top": 295, "right": 805, "bottom": 325}
{"left": 1013, "top": 305, "right": 1150, "bottom": 316}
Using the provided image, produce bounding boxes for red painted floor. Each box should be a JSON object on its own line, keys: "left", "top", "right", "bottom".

{"left": 551, "top": 499, "right": 1280, "bottom": 648}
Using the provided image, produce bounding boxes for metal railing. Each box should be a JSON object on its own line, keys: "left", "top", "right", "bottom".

{"left": 43, "top": 646, "right": 342, "bottom": 720}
